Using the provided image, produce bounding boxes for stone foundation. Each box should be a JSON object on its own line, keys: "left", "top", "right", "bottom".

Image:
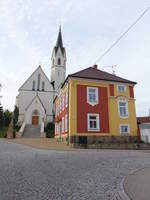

{"left": 69, "top": 135, "right": 142, "bottom": 149}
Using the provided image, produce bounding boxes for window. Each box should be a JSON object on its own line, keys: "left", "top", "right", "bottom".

{"left": 37, "top": 74, "right": 41, "bottom": 90}
{"left": 117, "top": 85, "right": 126, "bottom": 93}
{"left": 32, "top": 80, "right": 35, "bottom": 90}
{"left": 58, "top": 58, "right": 61, "bottom": 65}
{"left": 58, "top": 103, "right": 60, "bottom": 116}
{"left": 59, "top": 98, "right": 62, "bottom": 112}
{"left": 65, "top": 114, "right": 68, "bottom": 132}
{"left": 66, "top": 92, "right": 68, "bottom": 107}
{"left": 32, "top": 110, "right": 39, "bottom": 116}
{"left": 42, "top": 81, "right": 45, "bottom": 91}
{"left": 62, "top": 117, "right": 64, "bottom": 133}
{"left": 120, "top": 125, "right": 130, "bottom": 135}
{"left": 56, "top": 104, "right": 58, "bottom": 116}
{"left": 87, "top": 114, "right": 100, "bottom": 131}
{"left": 87, "top": 87, "right": 98, "bottom": 106}
{"left": 118, "top": 100, "right": 128, "bottom": 118}
{"left": 62, "top": 95, "right": 64, "bottom": 111}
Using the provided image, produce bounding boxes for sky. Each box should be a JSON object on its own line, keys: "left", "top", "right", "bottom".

{"left": 0, "top": 0, "right": 150, "bottom": 116}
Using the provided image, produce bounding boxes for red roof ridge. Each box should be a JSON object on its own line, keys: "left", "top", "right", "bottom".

{"left": 68, "top": 66, "right": 137, "bottom": 85}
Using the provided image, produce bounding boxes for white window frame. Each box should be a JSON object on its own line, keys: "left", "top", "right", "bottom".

{"left": 66, "top": 92, "right": 68, "bottom": 108}
{"left": 87, "top": 87, "right": 98, "bottom": 106}
{"left": 118, "top": 99, "right": 129, "bottom": 118}
{"left": 117, "top": 85, "right": 126, "bottom": 93}
{"left": 87, "top": 113, "right": 100, "bottom": 131}
{"left": 62, "top": 117, "right": 64, "bottom": 133}
{"left": 56, "top": 104, "right": 58, "bottom": 116}
{"left": 65, "top": 114, "right": 68, "bottom": 132}
{"left": 57, "top": 102, "right": 59, "bottom": 115}
{"left": 62, "top": 95, "right": 64, "bottom": 111}
{"left": 120, "top": 124, "right": 130, "bottom": 135}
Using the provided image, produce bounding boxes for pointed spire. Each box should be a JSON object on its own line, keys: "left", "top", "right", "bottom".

{"left": 56, "top": 26, "right": 63, "bottom": 48}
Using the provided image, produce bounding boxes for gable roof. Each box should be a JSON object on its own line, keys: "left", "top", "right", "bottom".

{"left": 137, "top": 117, "right": 150, "bottom": 124}
{"left": 66, "top": 66, "right": 137, "bottom": 85}
{"left": 25, "top": 93, "right": 46, "bottom": 113}
{"left": 19, "top": 65, "right": 53, "bottom": 91}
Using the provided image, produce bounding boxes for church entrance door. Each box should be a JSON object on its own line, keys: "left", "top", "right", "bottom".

{"left": 32, "top": 116, "right": 39, "bottom": 125}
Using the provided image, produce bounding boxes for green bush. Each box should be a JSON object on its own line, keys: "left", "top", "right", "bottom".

{"left": 0, "top": 127, "right": 7, "bottom": 138}
{"left": 12, "top": 106, "right": 19, "bottom": 138}
{"left": 45, "top": 122, "right": 55, "bottom": 138}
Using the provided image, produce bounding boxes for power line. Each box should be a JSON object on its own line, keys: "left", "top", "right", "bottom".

{"left": 94, "top": 7, "right": 150, "bottom": 64}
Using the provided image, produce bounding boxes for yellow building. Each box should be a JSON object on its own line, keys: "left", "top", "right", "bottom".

{"left": 55, "top": 65, "right": 137, "bottom": 145}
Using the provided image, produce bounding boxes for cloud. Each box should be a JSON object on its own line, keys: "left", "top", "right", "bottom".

{"left": 0, "top": 0, "right": 150, "bottom": 115}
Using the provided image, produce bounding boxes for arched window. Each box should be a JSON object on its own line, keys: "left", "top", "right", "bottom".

{"left": 58, "top": 58, "right": 61, "bottom": 65}
{"left": 42, "top": 81, "right": 45, "bottom": 91}
{"left": 32, "top": 80, "right": 35, "bottom": 90}
{"left": 37, "top": 74, "right": 41, "bottom": 90}
{"left": 32, "top": 109, "right": 39, "bottom": 116}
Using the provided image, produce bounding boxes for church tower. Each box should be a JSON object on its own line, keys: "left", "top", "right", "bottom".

{"left": 51, "top": 27, "right": 66, "bottom": 92}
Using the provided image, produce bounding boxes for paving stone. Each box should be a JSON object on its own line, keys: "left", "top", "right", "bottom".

{"left": 0, "top": 140, "right": 150, "bottom": 200}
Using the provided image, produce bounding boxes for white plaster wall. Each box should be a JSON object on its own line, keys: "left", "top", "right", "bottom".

{"left": 20, "top": 66, "right": 53, "bottom": 91}
{"left": 17, "top": 66, "right": 54, "bottom": 125}
{"left": 141, "top": 129, "right": 150, "bottom": 143}
{"left": 18, "top": 90, "right": 54, "bottom": 124}
{"left": 25, "top": 99, "right": 45, "bottom": 124}
{"left": 51, "top": 47, "right": 66, "bottom": 91}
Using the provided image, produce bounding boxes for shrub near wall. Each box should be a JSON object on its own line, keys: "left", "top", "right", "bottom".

{"left": 45, "top": 122, "right": 55, "bottom": 138}
{"left": 0, "top": 127, "right": 7, "bottom": 138}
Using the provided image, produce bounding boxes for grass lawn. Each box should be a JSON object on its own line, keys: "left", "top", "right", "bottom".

{"left": 0, "top": 127, "right": 7, "bottom": 138}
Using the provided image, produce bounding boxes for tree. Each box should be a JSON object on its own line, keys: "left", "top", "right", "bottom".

{"left": 4, "top": 110, "right": 12, "bottom": 127}
{"left": 13, "top": 106, "right": 19, "bottom": 127}
{"left": 0, "top": 104, "right": 4, "bottom": 127}
{"left": 12, "top": 106, "right": 19, "bottom": 138}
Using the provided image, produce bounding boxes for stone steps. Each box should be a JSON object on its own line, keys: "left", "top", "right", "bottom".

{"left": 22, "top": 125, "right": 41, "bottom": 138}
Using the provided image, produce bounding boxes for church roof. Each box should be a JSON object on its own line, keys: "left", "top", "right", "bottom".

{"left": 25, "top": 94, "right": 46, "bottom": 113}
{"left": 19, "top": 65, "right": 53, "bottom": 91}
{"left": 54, "top": 27, "right": 65, "bottom": 55}
{"left": 62, "top": 65, "right": 137, "bottom": 87}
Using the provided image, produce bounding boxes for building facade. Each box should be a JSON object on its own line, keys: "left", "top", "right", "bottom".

{"left": 55, "top": 65, "right": 138, "bottom": 145}
{"left": 16, "top": 28, "right": 66, "bottom": 134}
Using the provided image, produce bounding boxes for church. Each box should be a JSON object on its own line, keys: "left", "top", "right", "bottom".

{"left": 16, "top": 27, "right": 66, "bottom": 137}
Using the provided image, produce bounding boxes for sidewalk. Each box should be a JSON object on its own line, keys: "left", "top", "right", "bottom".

{"left": 9, "top": 138, "right": 72, "bottom": 151}
{"left": 124, "top": 167, "right": 150, "bottom": 200}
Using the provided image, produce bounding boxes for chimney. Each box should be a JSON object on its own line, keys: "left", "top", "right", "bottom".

{"left": 93, "top": 64, "right": 98, "bottom": 69}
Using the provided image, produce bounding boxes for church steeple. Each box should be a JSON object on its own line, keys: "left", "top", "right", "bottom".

{"left": 51, "top": 27, "right": 66, "bottom": 92}
{"left": 56, "top": 26, "right": 63, "bottom": 49}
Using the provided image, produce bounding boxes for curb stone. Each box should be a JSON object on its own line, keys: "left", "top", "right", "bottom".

{"left": 119, "top": 166, "right": 150, "bottom": 200}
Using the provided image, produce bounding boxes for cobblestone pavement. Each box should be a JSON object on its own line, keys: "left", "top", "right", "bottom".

{"left": 1, "top": 140, "right": 150, "bottom": 200}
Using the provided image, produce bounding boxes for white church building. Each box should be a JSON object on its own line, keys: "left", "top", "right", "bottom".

{"left": 16, "top": 28, "right": 66, "bottom": 137}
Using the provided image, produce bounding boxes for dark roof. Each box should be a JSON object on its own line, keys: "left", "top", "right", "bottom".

{"left": 137, "top": 117, "right": 150, "bottom": 124}
{"left": 54, "top": 26, "right": 65, "bottom": 55}
{"left": 67, "top": 66, "right": 137, "bottom": 84}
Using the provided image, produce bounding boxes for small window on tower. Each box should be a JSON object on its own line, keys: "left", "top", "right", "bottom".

{"left": 58, "top": 58, "right": 61, "bottom": 65}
